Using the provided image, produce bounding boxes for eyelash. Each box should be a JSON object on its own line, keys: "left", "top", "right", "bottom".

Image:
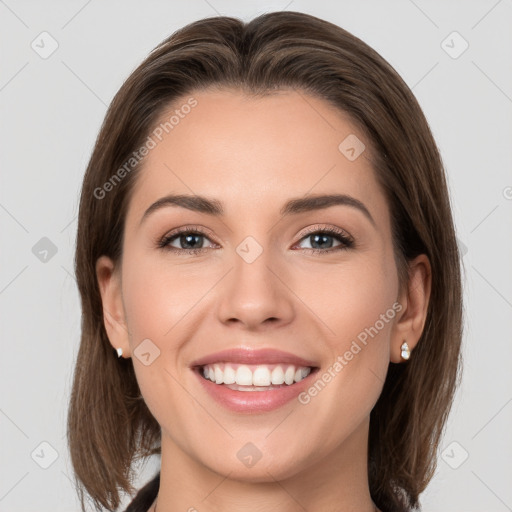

{"left": 157, "top": 225, "right": 355, "bottom": 256}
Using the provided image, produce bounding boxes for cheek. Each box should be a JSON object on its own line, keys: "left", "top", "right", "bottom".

{"left": 273, "top": 264, "right": 398, "bottom": 469}
{"left": 121, "top": 253, "right": 205, "bottom": 342}
{"left": 293, "top": 255, "right": 398, "bottom": 356}
{"left": 120, "top": 256, "right": 197, "bottom": 429}
{"left": 293, "top": 259, "right": 398, "bottom": 428}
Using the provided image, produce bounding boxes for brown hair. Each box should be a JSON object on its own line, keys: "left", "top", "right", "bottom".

{"left": 67, "top": 11, "right": 463, "bottom": 512}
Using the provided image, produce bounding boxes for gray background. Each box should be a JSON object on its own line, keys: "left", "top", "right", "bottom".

{"left": 1, "top": 0, "right": 511, "bottom": 511}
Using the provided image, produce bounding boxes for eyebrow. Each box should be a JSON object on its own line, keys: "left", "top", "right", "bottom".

{"left": 139, "top": 193, "right": 376, "bottom": 227}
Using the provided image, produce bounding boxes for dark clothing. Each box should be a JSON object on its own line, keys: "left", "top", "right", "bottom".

{"left": 123, "top": 472, "right": 160, "bottom": 512}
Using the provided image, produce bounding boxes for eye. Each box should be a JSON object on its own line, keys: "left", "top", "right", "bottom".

{"left": 294, "top": 226, "right": 354, "bottom": 254}
{"left": 157, "top": 225, "right": 354, "bottom": 256}
{"left": 158, "top": 226, "right": 216, "bottom": 255}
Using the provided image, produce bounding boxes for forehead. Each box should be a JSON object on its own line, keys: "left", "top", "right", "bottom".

{"left": 126, "top": 88, "right": 387, "bottom": 225}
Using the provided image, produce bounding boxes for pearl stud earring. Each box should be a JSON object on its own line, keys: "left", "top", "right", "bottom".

{"left": 116, "top": 347, "right": 123, "bottom": 358}
{"left": 400, "top": 341, "right": 410, "bottom": 360}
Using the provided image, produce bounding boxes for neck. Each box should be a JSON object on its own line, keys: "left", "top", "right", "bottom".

{"left": 152, "top": 415, "right": 378, "bottom": 511}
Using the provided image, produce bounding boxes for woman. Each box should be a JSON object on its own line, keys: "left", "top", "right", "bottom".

{"left": 67, "top": 11, "right": 463, "bottom": 512}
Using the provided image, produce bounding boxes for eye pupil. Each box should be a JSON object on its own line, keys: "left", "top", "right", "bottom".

{"left": 310, "top": 233, "right": 334, "bottom": 249}
{"left": 180, "top": 233, "right": 203, "bottom": 249}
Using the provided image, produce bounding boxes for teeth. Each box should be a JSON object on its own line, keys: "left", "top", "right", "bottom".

{"left": 214, "top": 364, "right": 223, "bottom": 384}
{"left": 200, "top": 363, "right": 312, "bottom": 387}
{"left": 271, "top": 366, "right": 285, "bottom": 385}
{"left": 284, "top": 366, "right": 295, "bottom": 385}
{"left": 236, "top": 366, "right": 253, "bottom": 386}
{"left": 223, "top": 364, "right": 236, "bottom": 384}
{"left": 253, "top": 366, "right": 271, "bottom": 386}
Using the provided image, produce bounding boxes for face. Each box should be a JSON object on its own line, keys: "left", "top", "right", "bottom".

{"left": 98, "top": 88, "right": 413, "bottom": 482}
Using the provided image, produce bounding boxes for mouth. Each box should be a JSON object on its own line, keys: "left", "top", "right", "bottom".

{"left": 190, "top": 348, "right": 320, "bottom": 413}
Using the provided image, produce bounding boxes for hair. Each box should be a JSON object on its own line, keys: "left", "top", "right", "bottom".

{"left": 67, "top": 10, "right": 463, "bottom": 512}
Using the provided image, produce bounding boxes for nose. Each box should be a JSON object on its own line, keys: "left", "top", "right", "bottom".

{"left": 216, "top": 244, "right": 296, "bottom": 331}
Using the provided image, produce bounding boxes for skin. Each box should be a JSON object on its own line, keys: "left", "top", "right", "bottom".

{"left": 96, "top": 89, "right": 431, "bottom": 512}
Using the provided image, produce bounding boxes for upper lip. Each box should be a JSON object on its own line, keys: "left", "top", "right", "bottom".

{"left": 190, "top": 347, "right": 319, "bottom": 368}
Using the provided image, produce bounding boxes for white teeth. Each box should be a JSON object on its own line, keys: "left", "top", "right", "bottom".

{"left": 294, "top": 367, "right": 310, "bottom": 382}
{"left": 252, "top": 366, "right": 271, "bottom": 386}
{"left": 200, "top": 363, "right": 312, "bottom": 387}
{"left": 214, "top": 364, "right": 223, "bottom": 384}
{"left": 223, "top": 364, "right": 236, "bottom": 384}
{"left": 284, "top": 366, "right": 295, "bottom": 385}
{"left": 271, "top": 366, "right": 285, "bottom": 385}
{"left": 235, "top": 366, "right": 253, "bottom": 386}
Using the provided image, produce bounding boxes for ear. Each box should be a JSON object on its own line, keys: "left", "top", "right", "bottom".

{"left": 390, "top": 254, "right": 432, "bottom": 363}
{"left": 95, "top": 255, "right": 131, "bottom": 358}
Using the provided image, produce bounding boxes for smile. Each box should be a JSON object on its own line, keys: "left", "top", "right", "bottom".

{"left": 200, "top": 362, "right": 312, "bottom": 389}
{"left": 190, "top": 347, "right": 320, "bottom": 413}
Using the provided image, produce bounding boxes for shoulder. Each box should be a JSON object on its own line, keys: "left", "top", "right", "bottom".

{"left": 123, "top": 472, "right": 160, "bottom": 512}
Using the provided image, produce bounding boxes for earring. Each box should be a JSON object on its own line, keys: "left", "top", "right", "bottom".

{"left": 116, "top": 347, "right": 123, "bottom": 358}
{"left": 400, "top": 341, "right": 410, "bottom": 360}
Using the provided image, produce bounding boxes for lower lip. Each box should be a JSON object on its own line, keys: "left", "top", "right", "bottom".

{"left": 193, "top": 367, "right": 318, "bottom": 413}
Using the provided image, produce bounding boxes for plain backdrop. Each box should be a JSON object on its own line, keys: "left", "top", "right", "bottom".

{"left": 1, "top": 1, "right": 511, "bottom": 511}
